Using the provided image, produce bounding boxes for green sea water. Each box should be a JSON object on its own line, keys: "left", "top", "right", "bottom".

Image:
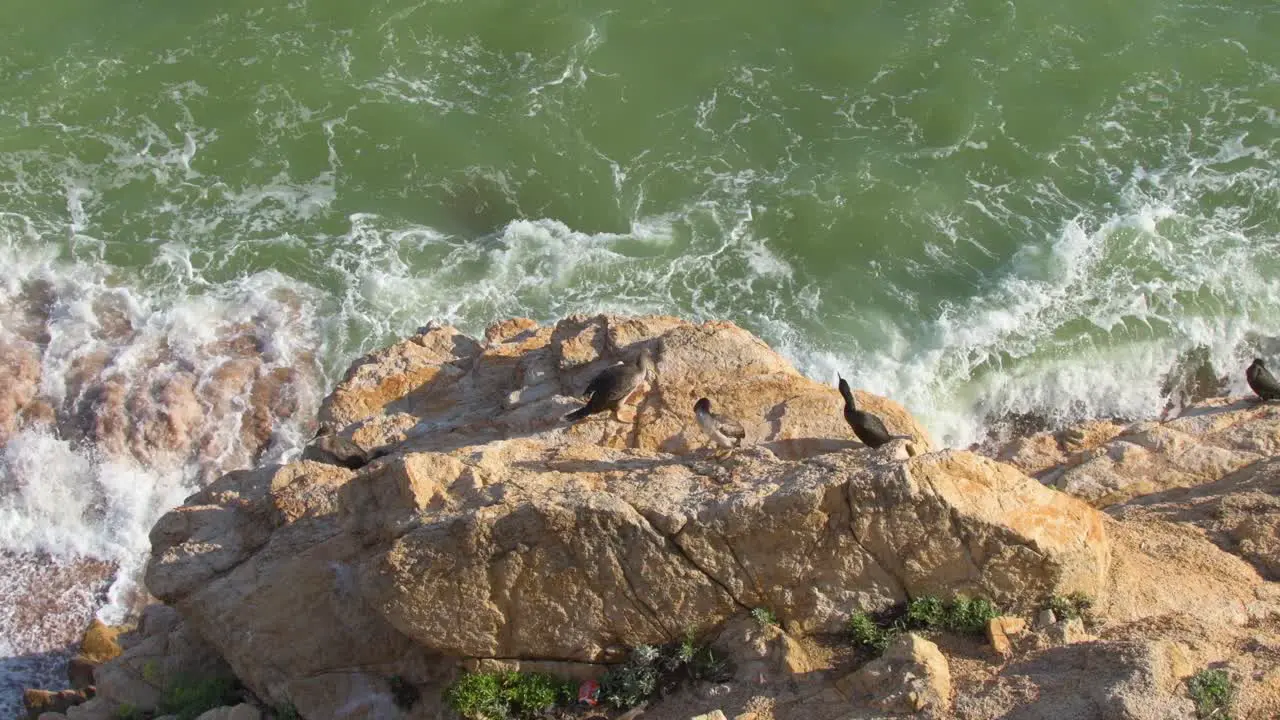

{"left": 4, "top": 0, "right": 1280, "bottom": 445}
{"left": 2, "top": 0, "right": 1280, "bottom": 706}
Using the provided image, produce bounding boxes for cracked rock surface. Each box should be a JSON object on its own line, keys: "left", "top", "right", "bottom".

{"left": 138, "top": 315, "right": 1120, "bottom": 715}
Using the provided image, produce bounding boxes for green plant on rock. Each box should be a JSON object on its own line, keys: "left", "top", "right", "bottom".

{"left": 1046, "top": 592, "right": 1094, "bottom": 622}
{"left": 751, "top": 607, "right": 778, "bottom": 627}
{"left": 905, "top": 596, "right": 946, "bottom": 629}
{"left": 444, "top": 670, "right": 571, "bottom": 720}
{"left": 944, "top": 595, "right": 998, "bottom": 634}
{"left": 274, "top": 704, "right": 300, "bottom": 720}
{"left": 158, "top": 675, "right": 242, "bottom": 720}
{"left": 1188, "top": 668, "right": 1234, "bottom": 719}
{"left": 846, "top": 611, "right": 893, "bottom": 653}
{"left": 600, "top": 645, "right": 660, "bottom": 710}
{"left": 113, "top": 704, "right": 144, "bottom": 720}
{"left": 445, "top": 672, "right": 505, "bottom": 720}
{"left": 503, "top": 672, "right": 563, "bottom": 717}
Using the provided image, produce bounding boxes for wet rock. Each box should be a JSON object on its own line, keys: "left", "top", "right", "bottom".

{"left": 22, "top": 689, "right": 90, "bottom": 719}
{"left": 0, "top": 339, "right": 41, "bottom": 446}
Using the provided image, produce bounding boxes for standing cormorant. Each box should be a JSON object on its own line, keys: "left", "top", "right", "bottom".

{"left": 1247, "top": 358, "right": 1280, "bottom": 401}
{"left": 694, "top": 397, "right": 746, "bottom": 459}
{"left": 838, "top": 376, "right": 895, "bottom": 448}
{"left": 564, "top": 346, "right": 656, "bottom": 422}
{"left": 303, "top": 422, "right": 389, "bottom": 469}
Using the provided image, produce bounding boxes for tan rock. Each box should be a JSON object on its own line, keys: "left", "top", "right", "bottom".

{"left": 79, "top": 620, "right": 123, "bottom": 664}
{"left": 690, "top": 712, "right": 728, "bottom": 720}
{"left": 23, "top": 689, "right": 90, "bottom": 719}
{"left": 713, "top": 613, "right": 817, "bottom": 684}
{"left": 837, "top": 633, "right": 951, "bottom": 716}
{"left": 136, "top": 314, "right": 1280, "bottom": 719}
{"left": 986, "top": 616, "right": 1027, "bottom": 659}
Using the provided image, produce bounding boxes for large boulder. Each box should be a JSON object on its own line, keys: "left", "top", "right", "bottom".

{"left": 144, "top": 315, "right": 1116, "bottom": 716}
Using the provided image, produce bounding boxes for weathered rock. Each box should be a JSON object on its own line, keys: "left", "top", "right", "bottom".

{"left": 1110, "top": 456, "right": 1280, "bottom": 581}
{"left": 836, "top": 633, "right": 951, "bottom": 716}
{"left": 0, "top": 338, "right": 41, "bottom": 446}
{"left": 986, "top": 399, "right": 1280, "bottom": 507}
{"left": 713, "top": 613, "right": 817, "bottom": 684}
{"left": 986, "top": 616, "right": 1027, "bottom": 659}
{"left": 79, "top": 620, "right": 123, "bottom": 664}
{"left": 84, "top": 610, "right": 234, "bottom": 715}
{"left": 131, "top": 316, "right": 1280, "bottom": 720}
{"left": 22, "top": 690, "right": 91, "bottom": 720}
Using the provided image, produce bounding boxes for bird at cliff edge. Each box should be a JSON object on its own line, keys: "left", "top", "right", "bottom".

{"left": 694, "top": 397, "right": 747, "bottom": 460}
{"left": 1247, "top": 358, "right": 1280, "bottom": 401}
{"left": 564, "top": 345, "right": 656, "bottom": 422}
{"left": 838, "top": 376, "right": 896, "bottom": 449}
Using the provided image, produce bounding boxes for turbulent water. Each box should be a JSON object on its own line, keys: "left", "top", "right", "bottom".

{"left": 2, "top": 0, "right": 1279, "bottom": 710}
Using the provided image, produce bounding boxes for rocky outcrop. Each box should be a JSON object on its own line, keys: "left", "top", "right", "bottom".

{"left": 987, "top": 398, "right": 1280, "bottom": 506}
{"left": 41, "top": 314, "right": 1280, "bottom": 720}
{"left": 135, "top": 315, "right": 1120, "bottom": 716}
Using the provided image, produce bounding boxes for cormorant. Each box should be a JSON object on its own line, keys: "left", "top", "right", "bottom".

{"left": 564, "top": 346, "right": 656, "bottom": 422}
{"left": 1247, "top": 358, "right": 1280, "bottom": 401}
{"left": 302, "top": 422, "right": 388, "bottom": 470}
{"left": 838, "top": 376, "right": 895, "bottom": 449}
{"left": 694, "top": 397, "right": 746, "bottom": 459}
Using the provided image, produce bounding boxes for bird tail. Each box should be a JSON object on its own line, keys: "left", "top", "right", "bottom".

{"left": 562, "top": 405, "right": 592, "bottom": 423}
{"left": 837, "top": 376, "right": 855, "bottom": 407}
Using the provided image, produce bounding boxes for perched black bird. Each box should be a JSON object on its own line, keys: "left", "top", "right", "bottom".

{"left": 564, "top": 346, "right": 656, "bottom": 422}
{"left": 838, "top": 376, "right": 894, "bottom": 448}
{"left": 693, "top": 397, "right": 747, "bottom": 459}
{"left": 302, "top": 422, "right": 388, "bottom": 469}
{"left": 1247, "top": 358, "right": 1280, "bottom": 401}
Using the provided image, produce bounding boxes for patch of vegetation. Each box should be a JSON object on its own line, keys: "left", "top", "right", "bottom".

{"left": 942, "top": 596, "right": 999, "bottom": 634}
{"left": 600, "top": 646, "right": 660, "bottom": 710}
{"left": 751, "top": 607, "right": 779, "bottom": 627}
{"left": 445, "top": 670, "right": 574, "bottom": 720}
{"left": 848, "top": 594, "right": 1001, "bottom": 655}
{"left": 273, "top": 704, "right": 300, "bottom": 720}
{"left": 388, "top": 675, "right": 419, "bottom": 711}
{"left": 444, "top": 635, "right": 731, "bottom": 717}
{"left": 1188, "top": 668, "right": 1234, "bottom": 719}
{"left": 599, "top": 636, "right": 732, "bottom": 710}
{"left": 1046, "top": 592, "right": 1094, "bottom": 623}
{"left": 157, "top": 675, "right": 243, "bottom": 720}
{"left": 846, "top": 611, "right": 893, "bottom": 653}
{"left": 904, "top": 596, "right": 946, "bottom": 629}
{"left": 113, "top": 704, "right": 145, "bottom": 720}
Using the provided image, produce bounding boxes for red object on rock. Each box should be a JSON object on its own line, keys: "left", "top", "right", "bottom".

{"left": 578, "top": 679, "right": 600, "bottom": 705}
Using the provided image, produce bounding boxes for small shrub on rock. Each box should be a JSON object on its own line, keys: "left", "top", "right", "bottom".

{"left": 1046, "top": 592, "right": 1094, "bottom": 623}
{"left": 445, "top": 670, "right": 572, "bottom": 720}
{"left": 848, "top": 594, "right": 1001, "bottom": 655}
{"left": 750, "top": 607, "right": 778, "bottom": 627}
{"left": 943, "top": 596, "right": 998, "bottom": 634}
{"left": 905, "top": 596, "right": 946, "bottom": 628}
{"left": 1188, "top": 668, "right": 1234, "bottom": 719}
{"left": 600, "top": 646, "right": 660, "bottom": 710}
{"left": 158, "top": 675, "right": 242, "bottom": 720}
{"left": 846, "top": 611, "right": 893, "bottom": 653}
